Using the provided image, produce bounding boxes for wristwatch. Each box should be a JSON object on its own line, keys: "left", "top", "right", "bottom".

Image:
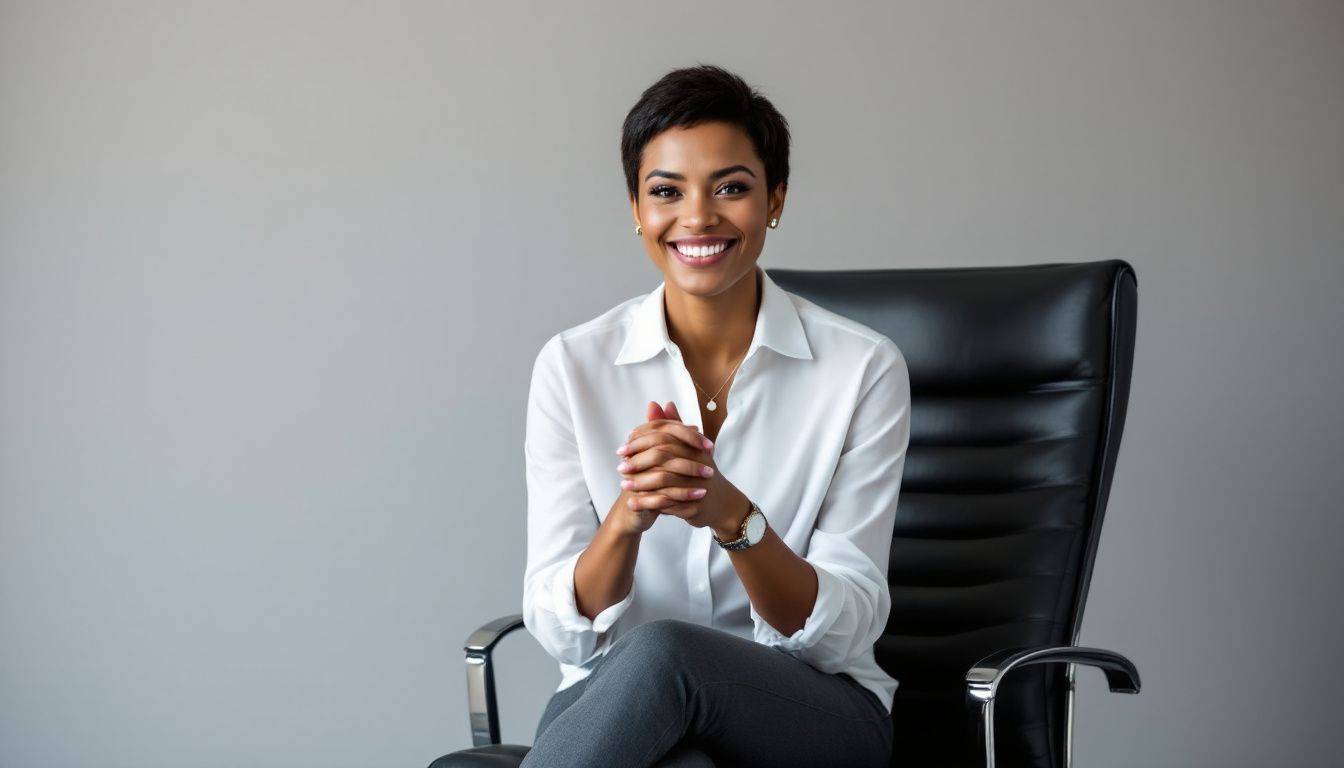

{"left": 712, "top": 500, "right": 767, "bottom": 551}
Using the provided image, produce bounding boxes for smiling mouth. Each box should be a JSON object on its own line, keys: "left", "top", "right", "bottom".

{"left": 666, "top": 238, "right": 738, "bottom": 262}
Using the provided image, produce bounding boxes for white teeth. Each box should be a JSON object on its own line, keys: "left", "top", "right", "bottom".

{"left": 674, "top": 241, "right": 731, "bottom": 258}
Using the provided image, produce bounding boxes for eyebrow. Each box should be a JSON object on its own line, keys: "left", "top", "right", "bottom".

{"left": 644, "top": 165, "right": 757, "bottom": 183}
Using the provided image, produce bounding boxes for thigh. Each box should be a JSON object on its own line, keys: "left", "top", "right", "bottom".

{"left": 599, "top": 619, "right": 893, "bottom": 768}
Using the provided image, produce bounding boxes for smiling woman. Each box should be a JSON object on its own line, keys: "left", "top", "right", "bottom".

{"left": 467, "top": 65, "right": 907, "bottom": 768}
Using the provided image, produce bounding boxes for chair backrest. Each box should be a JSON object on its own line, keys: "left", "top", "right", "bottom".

{"left": 768, "top": 261, "right": 1137, "bottom": 768}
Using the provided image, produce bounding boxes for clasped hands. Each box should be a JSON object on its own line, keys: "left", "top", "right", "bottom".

{"left": 614, "top": 400, "right": 748, "bottom": 539}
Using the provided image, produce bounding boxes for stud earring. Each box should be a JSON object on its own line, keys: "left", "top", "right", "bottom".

{"left": 768, "top": 218, "right": 779, "bottom": 228}
{"left": 635, "top": 225, "right": 642, "bottom": 235}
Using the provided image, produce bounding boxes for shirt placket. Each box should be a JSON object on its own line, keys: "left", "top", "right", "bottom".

{"left": 669, "top": 342, "right": 716, "bottom": 624}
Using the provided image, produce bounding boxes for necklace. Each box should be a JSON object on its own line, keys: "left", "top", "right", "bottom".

{"left": 690, "top": 348, "right": 748, "bottom": 412}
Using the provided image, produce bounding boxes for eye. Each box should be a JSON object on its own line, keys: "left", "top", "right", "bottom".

{"left": 648, "top": 182, "right": 751, "bottom": 199}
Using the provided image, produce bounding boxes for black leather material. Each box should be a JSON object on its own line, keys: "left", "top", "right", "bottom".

{"left": 771, "top": 260, "right": 1137, "bottom": 768}
{"left": 427, "top": 744, "right": 531, "bottom": 767}
{"left": 426, "top": 260, "right": 1137, "bottom": 768}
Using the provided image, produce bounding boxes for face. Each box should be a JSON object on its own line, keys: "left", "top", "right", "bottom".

{"left": 629, "top": 121, "right": 786, "bottom": 297}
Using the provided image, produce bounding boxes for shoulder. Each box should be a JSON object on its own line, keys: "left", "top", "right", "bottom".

{"left": 789, "top": 291, "right": 907, "bottom": 373}
{"left": 532, "top": 289, "right": 647, "bottom": 371}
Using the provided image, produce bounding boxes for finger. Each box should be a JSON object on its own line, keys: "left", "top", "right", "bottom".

{"left": 629, "top": 493, "right": 701, "bottom": 519}
{"left": 628, "top": 492, "right": 677, "bottom": 511}
{"left": 647, "top": 401, "right": 666, "bottom": 422}
{"left": 624, "top": 419, "right": 709, "bottom": 453}
{"left": 657, "top": 501, "right": 699, "bottom": 519}
{"left": 619, "top": 450, "right": 715, "bottom": 478}
{"left": 650, "top": 419, "right": 713, "bottom": 452}
{"left": 620, "top": 470, "right": 710, "bottom": 496}
{"left": 618, "top": 430, "right": 695, "bottom": 458}
{"left": 664, "top": 401, "right": 682, "bottom": 421}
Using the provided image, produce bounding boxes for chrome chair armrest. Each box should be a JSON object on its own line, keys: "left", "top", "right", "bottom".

{"left": 965, "top": 645, "right": 1141, "bottom": 768}
{"left": 464, "top": 613, "right": 526, "bottom": 747}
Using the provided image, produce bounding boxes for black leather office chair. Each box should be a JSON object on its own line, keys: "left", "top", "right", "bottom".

{"left": 430, "top": 260, "right": 1141, "bottom": 768}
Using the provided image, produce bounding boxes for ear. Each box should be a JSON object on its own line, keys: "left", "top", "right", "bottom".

{"left": 630, "top": 194, "right": 641, "bottom": 233}
{"left": 767, "top": 180, "right": 787, "bottom": 222}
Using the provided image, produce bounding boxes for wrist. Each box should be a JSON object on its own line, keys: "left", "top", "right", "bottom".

{"left": 712, "top": 491, "right": 753, "bottom": 541}
{"left": 604, "top": 509, "right": 645, "bottom": 540}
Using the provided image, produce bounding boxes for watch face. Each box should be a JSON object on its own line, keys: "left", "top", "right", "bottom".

{"left": 745, "top": 510, "right": 767, "bottom": 543}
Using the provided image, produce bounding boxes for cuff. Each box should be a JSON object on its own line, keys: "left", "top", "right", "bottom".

{"left": 750, "top": 561, "right": 846, "bottom": 652}
{"left": 550, "top": 550, "right": 635, "bottom": 634}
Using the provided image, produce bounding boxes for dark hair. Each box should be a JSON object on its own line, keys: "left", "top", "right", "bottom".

{"left": 621, "top": 64, "right": 791, "bottom": 201}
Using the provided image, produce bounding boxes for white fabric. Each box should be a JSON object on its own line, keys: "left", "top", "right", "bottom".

{"left": 522, "top": 266, "right": 910, "bottom": 715}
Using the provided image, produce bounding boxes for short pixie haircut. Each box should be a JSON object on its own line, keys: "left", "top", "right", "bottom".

{"left": 621, "top": 64, "right": 792, "bottom": 201}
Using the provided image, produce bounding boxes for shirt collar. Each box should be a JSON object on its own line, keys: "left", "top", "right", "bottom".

{"left": 613, "top": 266, "right": 813, "bottom": 366}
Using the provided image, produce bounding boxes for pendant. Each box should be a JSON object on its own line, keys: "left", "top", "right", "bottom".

{"left": 706, "top": 400, "right": 717, "bottom": 411}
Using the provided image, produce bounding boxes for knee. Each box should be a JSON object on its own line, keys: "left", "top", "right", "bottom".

{"left": 609, "top": 619, "right": 710, "bottom": 673}
{"left": 620, "top": 618, "right": 706, "bottom": 652}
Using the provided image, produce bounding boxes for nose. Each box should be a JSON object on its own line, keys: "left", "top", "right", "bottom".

{"left": 681, "top": 190, "right": 720, "bottom": 231}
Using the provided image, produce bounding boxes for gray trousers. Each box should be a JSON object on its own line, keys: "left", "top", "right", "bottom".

{"left": 520, "top": 618, "right": 893, "bottom": 768}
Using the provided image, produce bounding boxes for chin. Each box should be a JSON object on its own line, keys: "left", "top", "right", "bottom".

{"left": 664, "top": 259, "right": 758, "bottom": 295}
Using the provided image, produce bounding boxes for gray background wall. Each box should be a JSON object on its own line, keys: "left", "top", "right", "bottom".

{"left": 1, "top": 1, "right": 1340, "bottom": 766}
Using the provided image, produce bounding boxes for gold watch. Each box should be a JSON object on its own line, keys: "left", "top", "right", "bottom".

{"left": 712, "top": 500, "right": 767, "bottom": 550}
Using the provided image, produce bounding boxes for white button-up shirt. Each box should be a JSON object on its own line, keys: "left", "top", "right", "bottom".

{"left": 522, "top": 266, "right": 910, "bottom": 714}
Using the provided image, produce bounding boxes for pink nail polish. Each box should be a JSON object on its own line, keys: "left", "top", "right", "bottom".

{"left": 617, "top": 461, "right": 630, "bottom": 472}
{"left": 702, "top": 437, "right": 714, "bottom": 450}
{"left": 621, "top": 479, "right": 633, "bottom": 489}
{"left": 615, "top": 444, "right": 629, "bottom": 455}
{"left": 690, "top": 488, "right": 707, "bottom": 498}
{"left": 700, "top": 465, "right": 714, "bottom": 477}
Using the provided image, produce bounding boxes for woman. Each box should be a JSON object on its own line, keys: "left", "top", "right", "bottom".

{"left": 519, "top": 65, "right": 909, "bottom": 767}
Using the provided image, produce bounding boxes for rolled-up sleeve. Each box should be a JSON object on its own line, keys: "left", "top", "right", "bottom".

{"left": 521, "top": 335, "right": 635, "bottom": 668}
{"left": 749, "top": 338, "right": 910, "bottom": 673}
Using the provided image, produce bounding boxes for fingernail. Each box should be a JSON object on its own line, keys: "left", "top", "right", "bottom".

{"left": 690, "top": 488, "right": 707, "bottom": 498}
{"left": 617, "top": 461, "right": 630, "bottom": 472}
{"left": 621, "top": 479, "right": 633, "bottom": 489}
{"left": 700, "top": 465, "right": 714, "bottom": 477}
{"left": 702, "top": 437, "right": 714, "bottom": 450}
{"left": 615, "top": 444, "right": 629, "bottom": 455}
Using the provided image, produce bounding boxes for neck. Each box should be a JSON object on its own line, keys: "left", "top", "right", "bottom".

{"left": 663, "top": 266, "right": 762, "bottom": 368}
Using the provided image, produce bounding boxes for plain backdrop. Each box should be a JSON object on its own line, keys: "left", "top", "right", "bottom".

{"left": 2, "top": 1, "right": 1341, "bottom": 766}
